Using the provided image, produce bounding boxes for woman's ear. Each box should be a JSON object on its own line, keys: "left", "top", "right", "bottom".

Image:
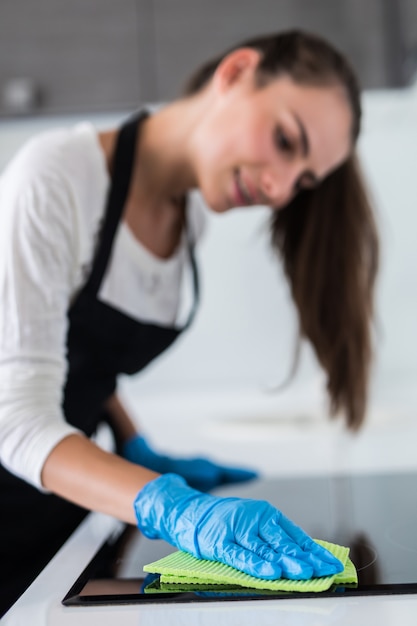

{"left": 212, "top": 48, "right": 262, "bottom": 93}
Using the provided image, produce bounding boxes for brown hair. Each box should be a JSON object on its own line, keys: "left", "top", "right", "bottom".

{"left": 184, "top": 31, "right": 379, "bottom": 430}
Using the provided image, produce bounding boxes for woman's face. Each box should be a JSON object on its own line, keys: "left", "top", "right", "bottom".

{"left": 190, "top": 51, "right": 353, "bottom": 212}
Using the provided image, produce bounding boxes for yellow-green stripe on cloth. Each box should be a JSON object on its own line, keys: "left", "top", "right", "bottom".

{"left": 143, "top": 540, "right": 357, "bottom": 593}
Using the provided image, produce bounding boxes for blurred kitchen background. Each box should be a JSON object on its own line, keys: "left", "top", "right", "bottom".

{"left": 1, "top": 0, "right": 417, "bottom": 476}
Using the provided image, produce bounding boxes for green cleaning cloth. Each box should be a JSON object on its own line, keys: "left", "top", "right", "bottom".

{"left": 143, "top": 540, "right": 357, "bottom": 593}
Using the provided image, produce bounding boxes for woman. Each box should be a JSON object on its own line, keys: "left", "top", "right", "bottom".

{"left": 0, "top": 30, "right": 378, "bottom": 614}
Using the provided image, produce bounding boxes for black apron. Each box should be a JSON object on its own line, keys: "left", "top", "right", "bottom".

{"left": 0, "top": 112, "right": 199, "bottom": 615}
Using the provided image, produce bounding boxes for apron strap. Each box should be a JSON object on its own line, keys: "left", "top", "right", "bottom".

{"left": 86, "top": 110, "right": 200, "bottom": 330}
{"left": 87, "top": 111, "right": 147, "bottom": 294}
{"left": 182, "top": 231, "right": 200, "bottom": 330}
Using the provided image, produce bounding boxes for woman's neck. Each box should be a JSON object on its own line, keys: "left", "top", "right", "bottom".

{"left": 133, "top": 101, "right": 201, "bottom": 203}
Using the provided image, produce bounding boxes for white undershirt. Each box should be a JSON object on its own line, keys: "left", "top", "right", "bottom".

{"left": 0, "top": 120, "right": 205, "bottom": 489}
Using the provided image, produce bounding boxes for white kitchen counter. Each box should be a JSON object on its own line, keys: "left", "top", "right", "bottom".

{"left": 2, "top": 508, "right": 417, "bottom": 626}
{"left": 3, "top": 386, "right": 417, "bottom": 625}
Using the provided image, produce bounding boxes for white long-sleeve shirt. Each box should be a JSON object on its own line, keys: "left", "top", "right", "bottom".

{"left": 0, "top": 121, "right": 205, "bottom": 490}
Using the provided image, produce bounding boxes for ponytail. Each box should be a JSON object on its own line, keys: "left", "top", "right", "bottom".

{"left": 271, "top": 155, "right": 378, "bottom": 429}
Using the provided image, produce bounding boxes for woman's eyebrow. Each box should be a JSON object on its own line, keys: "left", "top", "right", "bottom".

{"left": 292, "top": 112, "right": 310, "bottom": 157}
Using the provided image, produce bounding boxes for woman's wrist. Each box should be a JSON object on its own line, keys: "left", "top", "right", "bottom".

{"left": 104, "top": 394, "right": 139, "bottom": 443}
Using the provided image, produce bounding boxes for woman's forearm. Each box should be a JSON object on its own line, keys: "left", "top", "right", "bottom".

{"left": 41, "top": 434, "right": 159, "bottom": 525}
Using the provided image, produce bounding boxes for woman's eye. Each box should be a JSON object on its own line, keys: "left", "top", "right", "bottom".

{"left": 294, "top": 177, "right": 317, "bottom": 193}
{"left": 275, "top": 128, "right": 293, "bottom": 153}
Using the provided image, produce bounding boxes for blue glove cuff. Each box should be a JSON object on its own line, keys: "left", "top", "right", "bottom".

{"left": 133, "top": 473, "right": 186, "bottom": 539}
{"left": 133, "top": 473, "right": 222, "bottom": 555}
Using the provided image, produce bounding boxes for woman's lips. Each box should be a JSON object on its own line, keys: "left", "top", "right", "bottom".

{"left": 233, "top": 169, "right": 255, "bottom": 206}
{"left": 233, "top": 174, "right": 246, "bottom": 206}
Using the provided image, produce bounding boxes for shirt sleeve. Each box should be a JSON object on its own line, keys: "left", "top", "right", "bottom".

{"left": 0, "top": 169, "right": 84, "bottom": 490}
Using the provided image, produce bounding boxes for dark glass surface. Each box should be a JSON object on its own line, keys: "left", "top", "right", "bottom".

{"left": 63, "top": 472, "right": 417, "bottom": 606}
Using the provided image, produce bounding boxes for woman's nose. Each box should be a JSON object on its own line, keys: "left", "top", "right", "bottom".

{"left": 260, "top": 165, "right": 297, "bottom": 208}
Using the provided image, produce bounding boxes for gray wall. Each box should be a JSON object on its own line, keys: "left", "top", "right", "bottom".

{"left": 1, "top": 0, "right": 416, "bottom": 117}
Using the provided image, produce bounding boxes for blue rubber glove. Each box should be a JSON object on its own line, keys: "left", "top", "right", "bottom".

{"left": 123, "top": 434, "right": 258, "bottom": 492}
{"left": 134, "top": 473, "right": 344, "bottom": 580}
